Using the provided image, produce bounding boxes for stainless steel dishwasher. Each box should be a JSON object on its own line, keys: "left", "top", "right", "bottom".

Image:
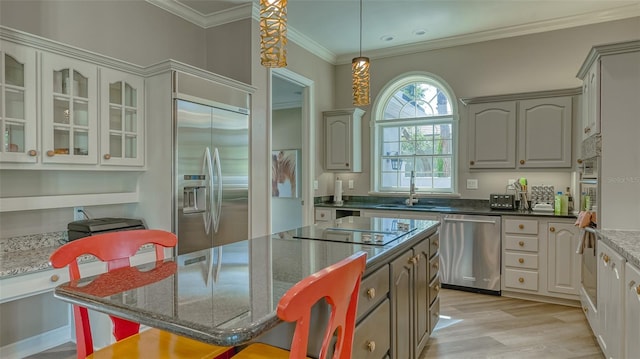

{"left": 440, "top": 214, "right": 502, "bottom": 294}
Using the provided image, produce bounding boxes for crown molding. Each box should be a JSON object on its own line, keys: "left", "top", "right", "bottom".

{"left": 287, "top": 27, "right": 337, "bottom": 64}
{"left": 335, "top": 4, "right": 640, "bottom": 64}
{"left": 146, "top": 0, "right": 253, "bottom": 28}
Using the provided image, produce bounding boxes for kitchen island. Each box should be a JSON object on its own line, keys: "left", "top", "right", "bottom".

{"left": 53, "top": 217, "right": 440, "bottom": 358}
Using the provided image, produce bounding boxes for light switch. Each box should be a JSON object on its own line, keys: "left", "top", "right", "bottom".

{"left": 313, "top": 180, "right": 319, "bottom": 190}
{"left": 348, "top": 180, "right": 354, "bottom": 189}
{"left": 467, "top": 179, "right": 479, "bottom": 189}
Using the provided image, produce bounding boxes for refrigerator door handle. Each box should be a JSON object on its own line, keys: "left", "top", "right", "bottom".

{"left": 202, "top": 147, "right": 214, "bottom": 235}
{"left": 212, "top": 147, "right": 223, "bottom": 233}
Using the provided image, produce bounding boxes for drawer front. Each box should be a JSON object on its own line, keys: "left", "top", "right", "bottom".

{"left": 429, "top": 276, "right": 441, "bottom": 306}
{"left": 504, "top": 268, "right": 538, "bottom": 291}
{"left": 429, "top": 255, "right": 439, "bottom": 282}
{"left": 357, "top": 265, "right": 390, "bottom": 319}
{"left": 505, "top": 235, "right": 539, "bottom": 252}
{"left": 504, "top": 219, "right": 538, "bottom": 234}
{"left": 429, "top": 234, "right": 439, "bottom": 259}
{"left": 429, "top": 297, "right": 440, "bottom": 335}
{"left": 353, "top": 299, "right": 391, "bottom": 359}
{"left": 315, "top": 208, "right": 332, "bottom": 222}
{"left": 504, "top": 252, "right": 539, "bottom": 269}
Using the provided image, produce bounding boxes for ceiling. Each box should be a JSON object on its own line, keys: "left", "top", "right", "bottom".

{"left": 148, "top": 0, "right": 640, "bottom": 64}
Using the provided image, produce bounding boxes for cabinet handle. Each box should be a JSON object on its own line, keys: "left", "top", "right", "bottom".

{"left": 603, "top": 254, "right": 610, "bottom": 264}
{"left": 366, "top": 288, "right": 376, "bottom": 299}
{"left": 576, "top": 159, "right": 583, "bottom": 164}
{"left": 518, "top": 258, "right": 524, "bottom": 264}
{"left": 469, "top": 160, "right": 475, "bottom": 166}
{"left": 518, "top": 241, "right": 525, "bottom": 247}
{"left": 408, "top": 256, "right": 418, "bottom": 265}
{"left": 50, "top": 274, "right": 59, "bottom": 282}
{"left": 584, "top": 127, "right": 591, "bottom": 134}
{"left": 637, "top": 285, "right": 640, "bottom": 296}
{"left": 518, "top": 277, "right": 525, "bottom": 283}
{"left": 583, "top": 307, "right": 588, "bottom": 314}
{"left": 28, "top": 150, "right": 37, "bottom": 156}
{"left": 320, "top": 213, "right": 325, "bottom": 218}
{"left": 518, "top": 224, "right": 524, "bottom": 230}
{"left": 433, "top": 262, "right": 439, "bottom": 270}
{"left": 46, "top": 150, "right": 55, "bottom": 157}
{"left": 103, "top": 153, "right": 111, "bottom": 160}
{"left": 345, "top": 162, "right": 349, "bottom": 167}
{"left": 519, "top": 159, "right": 525, "bottom": 165}
{"left": 366, "top": 341, "right": 376, "bottom": 352}
{"left": 434, "top": 284, "right": 440, "bottom": 292}
{"left": 549, "top": 227, "right": 555, "bottom": 233}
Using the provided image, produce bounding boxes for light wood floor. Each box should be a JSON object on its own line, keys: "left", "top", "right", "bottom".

{"left": 33, "top": 289, "right": 603, "bottom": 359}
{"left": 421, "top": 289, "right": 603, "bottom": 359}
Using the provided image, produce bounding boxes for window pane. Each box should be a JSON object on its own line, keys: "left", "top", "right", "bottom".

{"left": 110, "top": 82, "right": 122, "bottom": 105}
{"left": 5, "top": 122, "right": 25, "bottom": 152}
{"left": 73, "top": 70, "right": 88, "bottom": 98}
{"left": 110, "top": 134, "right": 122, "bottom": 158}
{"left": 73, "top": 130, "right": 88, "bottom": 155}
{"left": 125, "top": 134, "right": 136, "bottom": 158}
{"left": 382, "top": 127, "right": 400, "bottom": 142}
{"left": 125, "top": 109, "right": 136, "bottom": 132}
{"left": 110, "top": 107, "right": 121, "bottom": 130}
{"left": 5, "top": 89, "right": 24, "bottom": 119}
{"left": 54, "top": 98, "right": 69, "bottom": 124}
{"left": 125, "top": 83, "right": 136, "bottom": 107}
{"left": 53, "top": 69, "right": 69, "bottom": 94}
{"left": 54, "top": 127, "right": 69, "bottom": 153}
{"left": 73, "top": 100, "right": 88, "bottom": 126}
{"left": 5, "top": 54, "right": 24, "bottom": 87}
{"left": 435, "top": 139, "right": 452, "bottom": 155}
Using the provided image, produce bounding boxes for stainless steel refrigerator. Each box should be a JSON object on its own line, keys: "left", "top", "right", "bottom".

{"left": 175, "top": 98, "right": 249, "bottom": 255}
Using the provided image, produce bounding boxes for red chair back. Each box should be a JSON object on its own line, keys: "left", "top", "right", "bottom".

{"left": 277, "top": 251, "right": 367, "bottom": 359}
{"left": 49, "top": 229, "right": 176, "bottom": 358}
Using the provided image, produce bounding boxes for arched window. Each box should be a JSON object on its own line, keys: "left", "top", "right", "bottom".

{"left": 371, "top": 72, "right": 457, "bottom": 194}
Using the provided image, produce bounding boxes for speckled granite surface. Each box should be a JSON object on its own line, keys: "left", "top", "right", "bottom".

{"left": 597, "top": 229, "right": 640, "bottom": 268}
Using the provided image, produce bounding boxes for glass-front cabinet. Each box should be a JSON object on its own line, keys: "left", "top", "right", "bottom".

{"left": 0, "top": 40, "right": 37, "bottom": 163}
{"left": 100, "top": 68, "right": 144, "bottom": 166}
{"left": 41, "top": 53, "right": 98, "bottom": 164}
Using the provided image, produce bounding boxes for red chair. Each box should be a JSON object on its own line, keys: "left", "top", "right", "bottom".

{"left": 232, "top": 251, "right": 367, "bottom": 359}
{"left": 50, "top": 229, "right": 234, "bottom": 359}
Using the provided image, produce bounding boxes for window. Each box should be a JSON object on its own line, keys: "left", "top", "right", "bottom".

{"left": 372, "top": 72, "right": 457, "bottom": 194}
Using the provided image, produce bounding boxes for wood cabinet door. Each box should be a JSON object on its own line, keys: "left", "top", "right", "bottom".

{"left": 414, "top": 238, "right": 431, "bottom": 355}
{"left": 390, "top": 250, "right": 414, "bottom": 359}
{"left": 468, "top": 101, "right": 516, "bottom": 169}
{"left": 547, "top": 222, "right": 580, "bottom": 295}
{"left": 517, "top": 97, "right": 572, "bottom": 168}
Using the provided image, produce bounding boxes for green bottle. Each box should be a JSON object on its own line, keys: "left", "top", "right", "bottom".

{"left": 554, "top": 192, "right": 562, "bottom": 215}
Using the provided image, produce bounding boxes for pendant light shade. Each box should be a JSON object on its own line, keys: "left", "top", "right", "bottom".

{"left": 352, "top": 56, "right": 370, "bottom": 106}
{"left": 352, "top": 0, "right": 370, "bottom": 106}
{"left": 260, "top": 0, "right": 288, "bottom": 68}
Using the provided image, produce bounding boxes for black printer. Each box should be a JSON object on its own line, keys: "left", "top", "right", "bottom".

{"left": 67, "top": 217, "right": 146, "bottom": 241}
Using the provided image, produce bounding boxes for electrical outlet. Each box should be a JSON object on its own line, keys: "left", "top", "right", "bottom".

{"left": 508, "top": 179, "right": 516, "bottom": 185}
{"left": 348, "top": 180, "right": 354, "bottom": 189}
{"left": 74, "top": 207, "right": 85, "bottom": 221}
{"left": 313, "top": 180, "right": 319, "bottom": 190}
{"left": 466, "top": 179, "right": 479, "bottom": 189}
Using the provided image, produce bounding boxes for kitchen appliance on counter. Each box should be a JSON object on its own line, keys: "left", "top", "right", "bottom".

{"left": 489, "top": 194, "right": 516, "bottom": 210}
{"left": 440, "top": 214, "right": 501, "bottom": 294}
{"left": 67, "top": 217, "right": 146, "bottom": 241}
{"left": 175, "top": 93, "right": 249, "bottom": 255}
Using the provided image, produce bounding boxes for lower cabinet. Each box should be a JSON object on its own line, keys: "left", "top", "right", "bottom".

{"left": 353, "top": 299, "right": 390, "bottom": 358}
{"left": 625, "top": 262, "right": 640, "bottom": 359}
{"left": 597, "top": 241, "right": 625, "bottom": 359}
{"left": 390, "top": 232, "right": 439, "bottom": 359}
{"left": 547, "top": 222, "right": 580, "bottom": 295}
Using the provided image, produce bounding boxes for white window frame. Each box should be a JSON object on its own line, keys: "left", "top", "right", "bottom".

{"left": 370, "top": 71, "right": 459, "bottom": 195}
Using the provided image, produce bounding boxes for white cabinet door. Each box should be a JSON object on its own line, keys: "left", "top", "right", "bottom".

{"left": 0, "top": 41, "right": 37, "bottom": 163}
{"left": 41, "top": 53, "right": 98, "bottom": 164}
{"left": 468, "top": 101, "right": 516, "bottom": 169}
{"left": 626, "top": 262, "right": 640, "bottom": 359}
{"left": 518, "top": 97, "right": 572, "bottom": 168}
{"left": 324, "top": 108, "right": 364, "bottom": 172}
{"left": 582, "top": 61, "right": 600, "bottom": 140}
{"left": 597, "top": 241, "right": 625, "bottom": 359}
{"left": 547, "top": 222, "right": 580, "bottom": 295}
{"left": 100, "top": 68, "right": 144, "bottom": 166}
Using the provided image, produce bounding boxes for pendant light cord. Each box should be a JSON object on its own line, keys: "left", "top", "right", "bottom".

{"left": 359, "top": 0, "right": 363, "bottom": 58}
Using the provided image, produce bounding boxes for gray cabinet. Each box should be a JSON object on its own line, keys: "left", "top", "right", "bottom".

{"left": 324, "top": 108, "right": 364, "bottom": 172}
{"left": 467, "top": 91, "right": 575, "bottom": 169}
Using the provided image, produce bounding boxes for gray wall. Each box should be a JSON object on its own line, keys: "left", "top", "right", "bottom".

{"left": 328, "top": 17, "right": 640, "bottom": 199}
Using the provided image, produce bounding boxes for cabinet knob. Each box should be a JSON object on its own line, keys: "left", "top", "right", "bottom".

{"left": 432, "top": 240, "right": 439, "bottom": 248}
{"left": 518, "top": 258, "right": 524, "bottom": 264}
{"left": 518, "top": 241, "right": 525, "bottom": 247}
{"left": 518, "top": 277, "right": 525, "bottom": 283}
{"left": 434, "top": 284, "right": 440, "bottom": 292}
{"left": 28, "top": 150, "right": 37, "bottom": 156}
{"left": 469, "top": 160, "right": 475, "bottom": 166}
{"left": 584, "top": 127, "right": 591, "bottom": 134}
{"left": 345, "top": 163, "right": 349, "bottom": 167}
{"left": 583, "top": 307, "right": 588, "bottom": 313}
{"left": 518, "top": 224, "right": 524, "bottom": 230}
{"left": 519, "top": 159, "right": 525, "bottom": 165}
{"left": 549, "top": 227, "right": 555, "bottom": 233}
{"left": 433, "top": 262, "right": 439, "bottom": 270}
{"left": 46, "top": 150, "right": 55, "bottom": 157}
{"left": 637, "top": 285, "right": 640, "bottom": 296}
{"left": 408, "top": 256, "right": 418, "bottom": 265}
{"left": 50, "top": 274, "right": 59, "bottom": 282}
{"left": 366, "top": 288, "right": 376, "bottom": 299}
{"left": 320, "top": 213, "right": 325, "bottom": 218}
{"left": 603, "top": 254, "right": 610, "bottom": 264}
{"left": 366, "top": 341, "right": 376, "bottom": 352}
{"left": 576, "top": 159, "right": 583, "bottom": 164}
{"left": 103, "top": 153, "right": 111, "bottom": 160}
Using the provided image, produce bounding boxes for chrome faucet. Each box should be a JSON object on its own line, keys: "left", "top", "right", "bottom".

{"left": 405, "top": 170, "right": 419, "bottom": 206}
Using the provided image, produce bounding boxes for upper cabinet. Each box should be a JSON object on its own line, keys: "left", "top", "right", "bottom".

{"left": 324, "top": 108, "right": 364, "bottom": 172}
{"left": 579, "top": 60, "right": 600, "bottom": 141}
{"left": 0, "top": 30, "right": 146, "bottom": 169}
{"left": 0, "top": 40, "right": 37, "bottom": 163}
{"left": 41, "top": 53, "right": 98, "bottom": 164}
{"left": 466, "top": 89, "right": 576, "bottom": 169}
{"left": 100, "top": 68, "right": 144, "bottom": 166}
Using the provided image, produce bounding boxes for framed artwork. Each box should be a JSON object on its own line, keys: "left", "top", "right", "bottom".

{"left": 272, "top": 149, "right": 300, "bottom": 198}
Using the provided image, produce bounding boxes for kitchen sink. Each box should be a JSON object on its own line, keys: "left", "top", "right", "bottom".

{"left": 374, "top": 203, "right": 450, "bottom": 210}
{"left": 375, "top": 204, "right": 405, "bottom": 209}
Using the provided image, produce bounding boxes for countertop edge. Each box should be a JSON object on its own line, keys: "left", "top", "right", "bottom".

{"left": 597, "top": 229, "right": 640, "bottom": 268}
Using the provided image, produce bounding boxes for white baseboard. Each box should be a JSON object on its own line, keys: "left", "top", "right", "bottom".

{"left": 0, "top": 325, "right": 72, "bottom": 359}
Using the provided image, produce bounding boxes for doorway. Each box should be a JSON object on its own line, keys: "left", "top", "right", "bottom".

{"left": 270, "top": 69, "right": 314, "bottom": 233}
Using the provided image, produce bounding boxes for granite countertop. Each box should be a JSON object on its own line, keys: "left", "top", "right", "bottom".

{"left": 597, "top": 229, "right": 640, "bottom": 268}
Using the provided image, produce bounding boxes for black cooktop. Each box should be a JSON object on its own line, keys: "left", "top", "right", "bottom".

{"left": 293, "top": 216, "right": 418, "bottom": 246}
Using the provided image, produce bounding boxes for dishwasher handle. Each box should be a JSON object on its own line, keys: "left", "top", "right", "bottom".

{"left": 443, "top": 217, "right": 499, "bottom": 225}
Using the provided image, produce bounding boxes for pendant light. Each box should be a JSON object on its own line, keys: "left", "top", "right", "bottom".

{"left": 352, "top": 0, "right": 370, "bottom": 106}
{"left": 260, "top": 0, "right": 288, "bottom": 67}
